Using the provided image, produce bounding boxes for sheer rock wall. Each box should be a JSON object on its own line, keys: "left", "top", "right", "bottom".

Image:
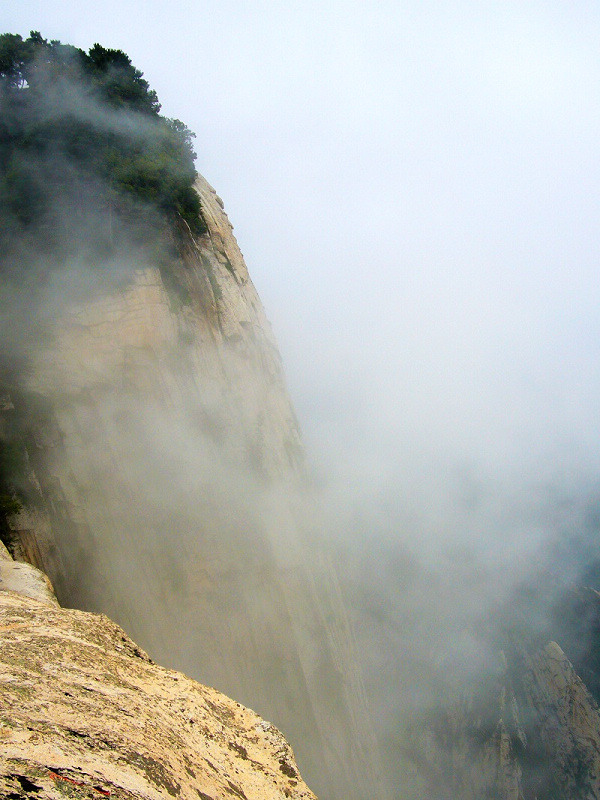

{"left": 1, "top": 175, "right": 382, "bottom": 800}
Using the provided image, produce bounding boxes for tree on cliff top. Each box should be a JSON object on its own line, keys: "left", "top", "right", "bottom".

{"left": 0, "top": 30, "right": 206, "bottom": 251}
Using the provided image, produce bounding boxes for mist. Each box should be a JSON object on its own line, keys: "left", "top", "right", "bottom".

{"left": 3, "top": 4, "right": 600, "bottom": 799}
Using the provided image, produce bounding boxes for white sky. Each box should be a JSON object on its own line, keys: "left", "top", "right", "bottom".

{"left": 5, "top": 1, "right": 600, "bottom": 489}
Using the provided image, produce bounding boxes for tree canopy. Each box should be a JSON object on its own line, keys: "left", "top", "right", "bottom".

{"left": 0, "top": 31, "right": 205, "bottom": 250}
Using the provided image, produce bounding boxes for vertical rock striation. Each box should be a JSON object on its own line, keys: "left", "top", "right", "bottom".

{"left": 417, "top": 631, "right": 600, "bottom": 799}
{"left": 0, "top": 175, "right": 383, "bottom": 800}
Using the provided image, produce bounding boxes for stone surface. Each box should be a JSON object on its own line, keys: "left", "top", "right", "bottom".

{"left": 418, "top": 637, "right": 600, "bottom": 799}
{"left": 520, "top": 640, "right": 600, "bottom": 797}
{"left": 0, "top": 590, "right": 316, "bottom": 800}
{"left": 0, "top": 176, "right": 383, "bottom": 799}
{"left": 0, "top": 559, "right": 58, "bottom": 606}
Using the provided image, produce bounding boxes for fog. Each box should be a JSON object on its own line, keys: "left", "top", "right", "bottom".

{"left": 3, "top": 3, "right": 600, "bottom": 798}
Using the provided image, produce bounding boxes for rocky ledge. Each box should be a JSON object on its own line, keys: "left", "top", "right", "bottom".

{"left": 0, "top": 589, "right": 316, "bottom": 800}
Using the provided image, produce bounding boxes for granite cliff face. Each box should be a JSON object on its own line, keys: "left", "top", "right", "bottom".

{"left": 0, "top": 175, "right": 382, "bottom": 800}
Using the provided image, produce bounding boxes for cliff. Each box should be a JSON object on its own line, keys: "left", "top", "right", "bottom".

{"left": 0, "top": 175, "right": 382, "bottom": 799}
{"left": 411, "top": 588, "right": 600, "bottom": 799}
{"left": 6, "top": 168, "right": 600, "bottom": 800}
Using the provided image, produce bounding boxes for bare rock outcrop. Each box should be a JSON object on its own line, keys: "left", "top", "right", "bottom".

{"left": 519, "top": 640, "right": 600, "bottom": 796}
{"left": 419, "top": 637, "right": 600, "bottom": 799}
{"left": 0, "top": 589, "right": 316, "bottom": 800}
{"left": 0, "top": 175, "right": 382, "bottom": 799}
{"left": 0, "top": 558, "right": 58, "bottom": 607}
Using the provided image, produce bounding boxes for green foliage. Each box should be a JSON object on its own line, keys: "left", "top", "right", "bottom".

{"left": 0, "top": 434, "right": 26, "bottom": 550}
{"left": 0, "top": 494, "right": 22, "bottom": 517}
{"left": 87, "top": 42, "right": 161, "bottom": 113}
{"left": 0, "top": 30, "right": 206, "bottom": 252}
{"left": 0, "top": 437, "right": 27, "bottom": 486}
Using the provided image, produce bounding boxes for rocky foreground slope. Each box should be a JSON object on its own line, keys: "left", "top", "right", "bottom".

{"left": 0, "top": 542, "right": 316, "bottom": 800}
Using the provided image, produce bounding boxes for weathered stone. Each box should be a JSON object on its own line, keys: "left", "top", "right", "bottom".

{"left": 0, "top": 560, "right": 58, "bottom": 606}
{"left": 1, "top": 176, "right": 382, "bottom": 799}
{"left": 0, "top": 590, "right": 316, "bottom": 800}
{"left": 418, "top": 637, "right": 600, "bottom": 799}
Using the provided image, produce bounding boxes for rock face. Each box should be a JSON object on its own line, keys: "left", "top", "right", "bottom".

{"left": 419, "top": 630, "right": 600, "bottom": 799}
{"left": 0, "top": 589, "right": 316, "bottom": 800}
{"left": 0, "top": 175, "right": 382, "bottom": 799}
{"left": 0, "top": 540, "right": 59, "bottom": 606}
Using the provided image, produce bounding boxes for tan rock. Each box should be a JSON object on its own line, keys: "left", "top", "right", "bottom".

{"left": 521, "top": 640, "right": 600, "bottom": 795}
{"left": 0, "top": 560, "right": 58, "bottom": 606}
{"left": 2, "top": 175, "right": 383, "bottom": 799}
{"left": 0, "top": 590, "right": 317, "bottom": 800}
